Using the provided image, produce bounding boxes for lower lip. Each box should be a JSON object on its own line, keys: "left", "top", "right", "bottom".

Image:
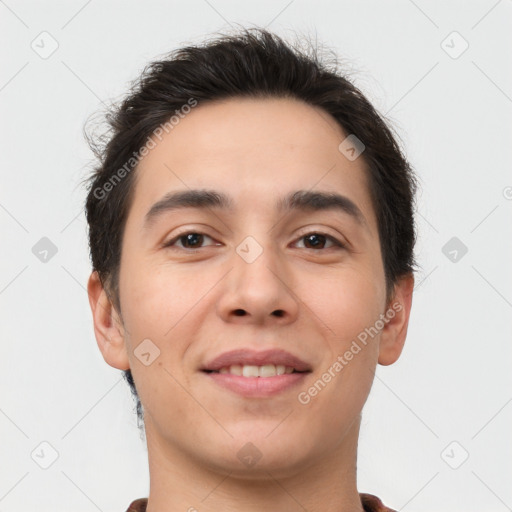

{"left": 203, "top": 371, "right": 309, "bottom": 397}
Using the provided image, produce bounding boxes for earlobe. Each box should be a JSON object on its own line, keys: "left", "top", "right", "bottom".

{"left": 87, "top": 271, "right": 130, "bottom": 371}
{"left": 377, "top": 273, "right": 414, "bottom": 366}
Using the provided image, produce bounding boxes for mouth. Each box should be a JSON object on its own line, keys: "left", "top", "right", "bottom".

{"left": 203, "top": 364, "right": 307, "bottom": 377}
{"left": 201, "top": 349, "right": 312, "bottom": 397}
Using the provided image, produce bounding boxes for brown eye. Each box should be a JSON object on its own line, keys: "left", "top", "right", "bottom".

{"left": 295, "top": 232, "right": 344, "bottom": 250}
{"left": 163, "top": 232, "right": 216, "bottom": 250}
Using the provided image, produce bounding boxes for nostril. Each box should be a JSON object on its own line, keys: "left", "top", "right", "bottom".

{"left": 273, "top": 310, "right": 284, "bottom": 317}
{"left": 234, "top": 309, "right": 246, "bottom": 316}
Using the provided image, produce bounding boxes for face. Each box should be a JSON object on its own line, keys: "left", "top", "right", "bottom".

{"left": 90, "top": 97, "right": 413, "bottom": 479}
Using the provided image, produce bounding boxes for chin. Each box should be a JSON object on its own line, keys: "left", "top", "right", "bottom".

{"left": 199, "top": 431, "right": 315, "bottom": 478}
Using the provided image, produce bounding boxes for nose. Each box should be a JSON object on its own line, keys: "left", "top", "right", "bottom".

{"left": 215, "top": 239, "right": 299, "bottom": 326}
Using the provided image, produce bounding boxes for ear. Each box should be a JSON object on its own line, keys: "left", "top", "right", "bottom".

{"left": 378, "top": 273, "right": 414, "bottom": 366}
{"left": 87, "top": 271, "right": 130, "bottom": 371}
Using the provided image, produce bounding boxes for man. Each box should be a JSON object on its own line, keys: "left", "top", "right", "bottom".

{"left": 85, "top": 28, "right": 417, "bottom": 512}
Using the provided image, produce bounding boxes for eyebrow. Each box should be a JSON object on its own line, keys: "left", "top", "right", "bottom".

{"left": 143, "top": 188, "right": 367, "bottom": 230}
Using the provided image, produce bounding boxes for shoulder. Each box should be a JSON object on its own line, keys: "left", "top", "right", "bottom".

{"left": 360, "top": 492, "right": 397, "bottom": 512}
{"left": 125, "top": 497, "right": 148, "bottom": 512}
{"left": 126, "top": 494, "right": 395, "bottom": 511}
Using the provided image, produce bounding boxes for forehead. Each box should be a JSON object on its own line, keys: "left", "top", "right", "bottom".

{"left": 127, "top": 97, "right": 378, "bottom": 236}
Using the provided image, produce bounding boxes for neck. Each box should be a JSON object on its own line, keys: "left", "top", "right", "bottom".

{"left": 144, "top": 415, "right": 365, "bottom": 512}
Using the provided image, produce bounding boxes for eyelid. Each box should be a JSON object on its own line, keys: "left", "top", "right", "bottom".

{"left": 162, "top": 230, "right": 217, "bottom": 249}
{"left": 163, "top": 227, "right": 347, "bottom": 251}
{"left": 292, "top": 228, "right": 346, "bottom": 249}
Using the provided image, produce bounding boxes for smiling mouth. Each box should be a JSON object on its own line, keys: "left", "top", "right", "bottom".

{"left": 203, "top": 364, "right": 309, "bottom": 378}
{"left": 202, "top": 364, "right": 310, "bottom": 397}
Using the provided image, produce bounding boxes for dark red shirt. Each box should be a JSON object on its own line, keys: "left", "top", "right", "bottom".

{"left": 125, "top": 492, "right": 396, "bottom": 511}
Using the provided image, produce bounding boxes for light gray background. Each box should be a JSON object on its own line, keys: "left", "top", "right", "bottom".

{"left": 1, "top": 1, "right": 511, "bottom": 511}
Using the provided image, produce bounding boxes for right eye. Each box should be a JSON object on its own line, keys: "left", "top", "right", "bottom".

{"left": 162, "top": 232, "right": 219, "bottom": 250}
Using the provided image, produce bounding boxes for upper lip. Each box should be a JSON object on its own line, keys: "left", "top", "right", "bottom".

{"left": 202, "top": 349, "right": 312, "bottom": 372}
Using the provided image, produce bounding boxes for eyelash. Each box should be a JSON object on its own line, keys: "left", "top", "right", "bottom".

{"left": 162, "top": 230, "right": 346, "bottom": 251}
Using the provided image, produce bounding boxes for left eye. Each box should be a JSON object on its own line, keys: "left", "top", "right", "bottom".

{"left": 163, "top": 232, "right": 344, "bottom": 250}
{"left": 293, "top": 232, "right": 344, "bottom": 250}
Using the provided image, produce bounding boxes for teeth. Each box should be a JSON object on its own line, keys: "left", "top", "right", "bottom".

{"left": 230, "top": 364, "right": 243, "bottom": 376}
{"left": 215, "top": 364, "right": 296, "bottom": 377}
{"left": 260, "top": 364, "right": 278, "bottom": 377}
{"left": 242, "top": 365, "right": 260, "bottom": 377}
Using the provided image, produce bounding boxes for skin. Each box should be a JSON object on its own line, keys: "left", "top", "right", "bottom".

{"left": 88, "top": 97, "right": 414, "bottom": 512}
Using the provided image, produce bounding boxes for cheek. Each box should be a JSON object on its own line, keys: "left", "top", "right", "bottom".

{"left": 117, "top": 263, "right": 189, "bottom": 384}
{"left": 120, "top": 261, "right": 198, "bottom": 335}
{"left": 304, "top": 264, "right": 384, "bottom": 342}
{"left": 119, "top": 260, "right": 221, "bottom": 378}
{"left": 118, "top": 263, "right": 205, "bottom": 419}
